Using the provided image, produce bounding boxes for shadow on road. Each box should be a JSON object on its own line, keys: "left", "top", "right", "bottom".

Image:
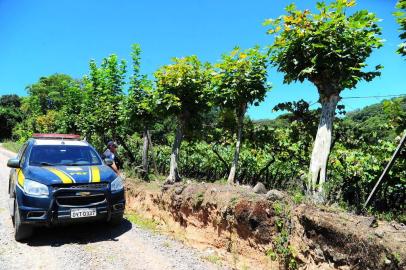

{"left": 26, "top": 219, "right": 133, "bottom": 247}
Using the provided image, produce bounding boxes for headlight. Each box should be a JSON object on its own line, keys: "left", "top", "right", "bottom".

{"left": 111, "top": 176, "right": 124, "bottom": 192}
{"left": 23, "top": 179, "right": 49, "bottom": 197}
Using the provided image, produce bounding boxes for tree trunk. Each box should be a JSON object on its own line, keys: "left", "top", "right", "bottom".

{"left": 308, "top": 94, "right": 340, "bottom": 196}
{"left": 227, "top": 104, "right": 246, "bottom": 184}
{"left": 147, "top": 130, "right": 159, "bottom": 175}
{"left": 211, "top": 144, "right": 229, "bottom": 175}
{"left": 141, "top": 126, "right": 149, "bottom": 179}
{"left": 116, "top": 134, "right": 136, "bottom": 164}
{"left": 166, "top": 118, "right": 183, "bottom": 184}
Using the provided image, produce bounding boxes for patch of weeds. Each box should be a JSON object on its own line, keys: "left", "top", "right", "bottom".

{"left": 202, "top": 254, "right": 222, "bottom": 265}
{"left": 162, "top": 241, "right": 171, "bottom": 248}
{"left": 265, "top": 248, "right": 277, "bottom": 261}
{"left": 271, "top": 202, "right": 298, "bottom": 269}
{"left": 275, "top": 218, "right": 284, "bottom": 232}
{"left": 125, "top": 211, "right": 159, "bottom": 232}
{"left": 392, "top": 252, "right": 401, "bottom": 265}
{"left": 273, "top": 202, "right": 283, "bottom": 216}
{"left": 193, "top": 191, "right": 205, "bottom": 208}
{"left": 1, "top": 140, "right": 23, "bottom": 153}
{"left": 215, "top": 178, "right": 228, "bottom": 185}
{"left": 292, "top": 191, "right": 304, "bottom": 204}
{"left": 229, "top": 196, "right": 239, "bottom": 207}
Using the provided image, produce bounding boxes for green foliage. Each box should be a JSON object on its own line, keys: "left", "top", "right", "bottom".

{"left": 78, "top": 54, "right": 126, "bottom": 144}
{"left": 12, "top": 74, "right": 82, "bottom": 141}
{"left": 265, "top": 0, "right": 383, "bottom": 95}
{"left": 154, "top": 55, "right": 212, "bottom": 120}
{"left": 126, "top": 44, "right": 157, "bottom": 132}
{"left": 1, "top": 140, "right": 23, "bottom": 153}
{"left": 394, "top": 0, "right": 406, "bottom": 56}
{"left": 124, "top": 211, "right": 159, "bottom": 232}
{"left": 213, "top": 47, "right": 269, "bottom": 114}
{"left": 271, "top": 201, "right": 298, "bottom": 269}
{"left": 0, "top": 95, "right": 23, "bottom": 140}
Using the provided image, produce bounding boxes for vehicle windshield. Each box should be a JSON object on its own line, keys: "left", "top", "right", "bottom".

{"left": 29, "top": 145, "right": 102, "bottom": 166}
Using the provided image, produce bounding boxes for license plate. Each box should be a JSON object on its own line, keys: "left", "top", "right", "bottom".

{"left": 70, "top": 208, "right": 96, "bottom": 218}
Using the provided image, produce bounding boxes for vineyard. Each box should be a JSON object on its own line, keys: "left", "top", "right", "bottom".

{"left": 1, "top": 0, "right": 405, "bottom": 222}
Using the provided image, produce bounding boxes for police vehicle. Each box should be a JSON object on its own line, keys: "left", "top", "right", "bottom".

{"left": 7, "top": 134, "right": 125, "bottom": 241}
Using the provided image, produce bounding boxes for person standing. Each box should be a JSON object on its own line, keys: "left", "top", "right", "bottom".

{"left": 103, "top": 141, "right": 120, "bottom": 174}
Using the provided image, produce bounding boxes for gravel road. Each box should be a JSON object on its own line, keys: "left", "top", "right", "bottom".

{"left": 0, "top": 146, "right": 221, "bottom": 270}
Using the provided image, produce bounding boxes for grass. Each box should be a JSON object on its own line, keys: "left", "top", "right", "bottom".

{"left": 1, "top": 140, "right": 23, "bottom": 153}
{"left": 202, "top": 254, "right": 222, "bottom": 265}
{"left": 124, "top": 211, "right": 159, "bottom": 232}
{"left": 193, "top": 191, "right": 205, "bottom": 208}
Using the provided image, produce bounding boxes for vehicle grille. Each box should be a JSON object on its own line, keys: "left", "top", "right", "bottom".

{"left": 52, "top": 183, "right": 108, "bottom": 207}
{"left": 52, "top": 183, "right": 108, "bottom": 191}
{"left": 56, "top": 193, "right": 106, "bottom": 207}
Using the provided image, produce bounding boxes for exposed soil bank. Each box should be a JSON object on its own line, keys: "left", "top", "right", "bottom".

{"left": 125, "top": 180, "right": 406, "bottom": 270}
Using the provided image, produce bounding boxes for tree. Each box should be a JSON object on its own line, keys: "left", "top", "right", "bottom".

{"left": 25, "top": 74, "right": 78, "bottom": 115}
{"left": 154, "top": 56, "right": 212, "bottom": 183}
{"left": 13, "top": 74, "right": 81, "bottom": 140}
{"left": 79, "top": 54, "right": 135, "bottom": 162}
{"left": 0, "top": 95, "right": 22, "bottom": 140}
{"left": 126, "top": 44, "right": 157, "bottom": 178}
{"left": 264, "top": 0, "right": 383, "bottom": 196}
{"left": 394, "top": 0, "right": 406, "bottom": 56}
{"left": 213, "top": 47, "right": 269, "bottom": 184}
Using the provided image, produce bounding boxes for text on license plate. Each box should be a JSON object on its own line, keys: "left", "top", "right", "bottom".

{"left": 71, "top": 208, "right": 96, "bottom": 218}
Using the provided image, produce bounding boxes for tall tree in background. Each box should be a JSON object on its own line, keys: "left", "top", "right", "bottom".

{"left": 265, "top": 0, "right": 383, "bottom": 197}
{"left": 395, "top": 0, "right": 406, "bottom": 56}
{"left": 0, "top": 95, "right": 22, "bottom": 140}
{"left": 213, "top": 47, "right": 269, "bottom": 184}
{"left": 126, "top": 44, "right": 157, "bottom": 177}
{"left": 14, "top": 74, "right": 80, "bottom": 140}
{"left": 155, "top": 56, "right": 212, "bottom": 183}
{"left": 80, "top": 55, "right": 135, "bottom": 161}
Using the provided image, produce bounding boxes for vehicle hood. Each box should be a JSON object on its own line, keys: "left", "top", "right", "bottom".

{"left": 23, "top": 165, "right": 117, "bottom": 185}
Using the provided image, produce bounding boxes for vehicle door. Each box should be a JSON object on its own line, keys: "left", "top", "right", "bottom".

{"left": 9, "top": 143, "right": 29, "bottom": 194}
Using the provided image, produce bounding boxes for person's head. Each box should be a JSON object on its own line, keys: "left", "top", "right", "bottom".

{"left": 107, "top": 141, "right": 118, "bottom": 153}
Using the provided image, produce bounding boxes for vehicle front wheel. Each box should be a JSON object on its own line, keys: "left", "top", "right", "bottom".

{"left": 108, "top": 213, "right": 123, "bottom": 226}
{"left": 14, "top": 200, "right": 33, "bottom": 242}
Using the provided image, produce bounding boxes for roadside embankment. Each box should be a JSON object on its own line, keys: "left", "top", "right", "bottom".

{"left": 125, "top": 180, "right": 406, "bottom": 270}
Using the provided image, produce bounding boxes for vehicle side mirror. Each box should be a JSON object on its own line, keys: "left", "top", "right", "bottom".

{"left": 7, "top": 158, "right": 20, "bottom": 168}
{"left": 104, "top": 158, "right": 113, "bottom": 166}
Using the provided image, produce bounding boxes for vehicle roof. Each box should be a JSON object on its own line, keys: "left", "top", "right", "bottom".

{"left": 32, "top": 139, "right": 89, "bottom": 146}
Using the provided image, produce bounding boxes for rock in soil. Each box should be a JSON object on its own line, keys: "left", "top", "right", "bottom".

{"left": 265, "top": 189, "right": 285, "bottom": 201}
{"left": 253, "top": 182, "right": 267, "bottom": 194}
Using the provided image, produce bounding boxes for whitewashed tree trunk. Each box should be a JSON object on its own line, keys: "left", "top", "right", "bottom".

{"left": 227, "top": 104, "right": 246, "bottom": 184}
{"left": 166, "top": 118, "right": 183, "bottom": 183}
{"left": 141, "top": 126, "right": 149, "bottom": 178}
{"left": 308, "top": 94, "right": 340, "bottom": 195}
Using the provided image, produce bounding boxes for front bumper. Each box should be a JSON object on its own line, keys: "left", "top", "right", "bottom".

{"left": 15, "top": 184, "right": 125, "bottom": 226}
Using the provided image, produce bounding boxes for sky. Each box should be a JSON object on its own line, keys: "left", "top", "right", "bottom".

{"left": 0, "top": 0, "right": 405, "bottom": 120}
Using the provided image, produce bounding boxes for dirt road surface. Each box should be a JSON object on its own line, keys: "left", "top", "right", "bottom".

{"left": 0, "top": 147, "right": 221, "bottom": 270}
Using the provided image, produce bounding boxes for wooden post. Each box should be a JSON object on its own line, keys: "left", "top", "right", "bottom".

{"left": 364, "top": 131, "right": 406, "bottom": 208}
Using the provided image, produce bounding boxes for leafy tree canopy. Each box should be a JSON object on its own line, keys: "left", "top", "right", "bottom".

{"left": 25, "top": 74, "right": 78, "bottom": 114}
{"left": 394, "top": 0, "right": 406, "bottom": 56}
{"left": 264, "top": 0, "right": 383, "bottom": 97}
{"left": 213, "top": 47, "right": 269, "bottom": 114}
{"left": 154, "top": 55, "right": 212, "bottom": 121}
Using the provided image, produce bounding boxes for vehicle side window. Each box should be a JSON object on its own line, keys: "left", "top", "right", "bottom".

{"left": 18, "top": 143, "right": 29, "bottom": 165}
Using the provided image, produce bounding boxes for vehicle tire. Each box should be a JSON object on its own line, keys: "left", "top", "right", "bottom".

{"left": 14, "top": 200, "right": 33, "bottom": 242}
{"left": 108, "top": 213, "right": 123, "bottom": 226}
{"left": 11, "top": 197, "right": 15, "bottom": 225}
